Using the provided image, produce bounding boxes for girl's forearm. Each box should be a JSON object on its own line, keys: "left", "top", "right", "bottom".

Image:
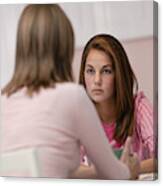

{"left": 140, "top": 158, "right": 157, "bottom": 174}
{"left": 69, "top": 165, "right": 99, "bottom": 179}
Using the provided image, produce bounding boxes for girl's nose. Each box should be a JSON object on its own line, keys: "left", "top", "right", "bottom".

{"left": 94, "top": 72, "right": 102, "bottom": 85}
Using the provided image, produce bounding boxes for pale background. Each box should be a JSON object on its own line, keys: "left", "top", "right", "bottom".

{"left": 0, "top": 1, "right": 157, "bottom": 104}
{"left": 0, "top": 0, "right": 161, "bottom": 186}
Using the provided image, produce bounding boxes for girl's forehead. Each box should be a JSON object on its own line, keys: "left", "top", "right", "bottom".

{"left": 86, "top": 49, "right": 112, "bottom": 67}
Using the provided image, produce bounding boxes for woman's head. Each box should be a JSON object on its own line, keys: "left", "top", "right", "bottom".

{"left": 79, "top": 34, "right": 138, "bottom": 143}
{"left": 3, "top": 4, "right": 74, "bottom": 96}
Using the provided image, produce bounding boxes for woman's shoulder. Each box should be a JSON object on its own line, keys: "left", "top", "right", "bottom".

{"left": 51, "top": 83, "right": 91, "bottom": 112}
{"left": 1, "top": 94, "right": 7, "bottom": 102}
{"left": 47, "top": 82, "right": 87, "bottom": 103}
{"left": 1, "top": 88, "right": 26, "bottom": 101}
{"left": 1, "top": 84, "right": 87, "bottom": 106}
{"left": 56, "top": 82, "right": 85, "bottom": 95}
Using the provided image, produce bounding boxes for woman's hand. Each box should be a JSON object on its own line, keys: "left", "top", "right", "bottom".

{"left": 120, "top": 137, "right": 140, "bottom": 179}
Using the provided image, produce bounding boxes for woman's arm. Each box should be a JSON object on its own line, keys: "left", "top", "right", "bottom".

{"left": 74, "top": 87, "right": 131, "bottom": 179}
{"left": 70, "top": 137, "right": 140, "bottom": 179}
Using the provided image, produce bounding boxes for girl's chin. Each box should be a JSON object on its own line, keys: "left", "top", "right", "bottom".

{"left": 91, "top": 96, "right": 106, "bottom": 103}
{"left": 91, "top": 95, "right": 114, "bottom": 104}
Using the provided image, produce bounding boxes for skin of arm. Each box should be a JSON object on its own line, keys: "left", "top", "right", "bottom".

{"left": 140, "top": 158, "right": 157, "bottom": 174}
{"left": 70, "top": 165, "right": 98, "bottom": 179}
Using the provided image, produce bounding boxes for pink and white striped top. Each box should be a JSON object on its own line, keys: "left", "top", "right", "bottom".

{"left": 102, "top": 92, "right": 155, "bottom": 161}
{"left": 81, "top": 92, "right": 156, "bottom": 165}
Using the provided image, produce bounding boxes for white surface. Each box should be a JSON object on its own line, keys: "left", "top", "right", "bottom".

{"left": 138, "top": 172, "right": 157, "bottom": 180}
{"left": 0, "top": 148, "right": 39, "bottom": 177}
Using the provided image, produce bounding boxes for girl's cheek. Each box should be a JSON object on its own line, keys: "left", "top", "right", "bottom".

{"left": 85, "top": 77, "right": 93, "bottom": 88}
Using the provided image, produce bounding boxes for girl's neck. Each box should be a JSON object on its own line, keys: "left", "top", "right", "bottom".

{"left": 95, "top": 99, "right": 116, "bottom": 124}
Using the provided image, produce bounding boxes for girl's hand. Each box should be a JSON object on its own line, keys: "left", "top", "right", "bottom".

{"left": 120, "top": 137, "right": 140, "bottom": 179}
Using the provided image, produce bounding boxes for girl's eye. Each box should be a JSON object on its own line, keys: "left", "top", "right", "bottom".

{"left": 86, "top": 69, "right": 95, "bottom": 74}
{"left": 102, "top": 69, "right": 112, "bottom": 74}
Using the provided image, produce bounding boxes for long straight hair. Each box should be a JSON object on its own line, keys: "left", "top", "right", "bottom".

{"left": 2, "top": 4, "right": 74, "bottom": 97}
{"left": 79, "top": 34, "right": 138, "bottom": 144}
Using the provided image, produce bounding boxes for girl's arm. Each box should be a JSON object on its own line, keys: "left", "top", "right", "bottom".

{"left": 70, "top": 165, "right": 98, "bottom": 179}
{"left": 140, "top": 158, "right": 157, "bottom": 174}
{"left": 135, "top": 92, "right": 157, "bottom": 173}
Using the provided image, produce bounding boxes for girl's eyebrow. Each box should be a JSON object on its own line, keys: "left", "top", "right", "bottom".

{"left": 86, "top": 64, "right": 112, "bottom": 67}
{"left": 102, "top": 64, "right": 112, "bottom": 68}
{"left": 85, "top": 64, "right": 112, "bottom": 69}
{"left": 85, "top": 64, "right": 94, "bottom": 68}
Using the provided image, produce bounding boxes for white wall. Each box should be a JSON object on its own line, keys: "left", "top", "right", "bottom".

{"left": 0, "top": 4, "right": 25, "bottom": 89}
{"left": 0, "top": 2, "right": 156, "bottom": 103}
{"left": 60, "top": 1, "right": 154, "bottom": 47}
{"left": 73, "top": 37, "right": 156, "bottom": 104}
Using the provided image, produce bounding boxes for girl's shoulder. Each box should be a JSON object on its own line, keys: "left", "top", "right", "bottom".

{"left": 134, "top": 91, "right": 145, "bottom": 104}
{"left": 134, "top": 91, "right": 153, "bottom": 129}
{"left": 134, "top": 91, "right": 152, "bottom": 112}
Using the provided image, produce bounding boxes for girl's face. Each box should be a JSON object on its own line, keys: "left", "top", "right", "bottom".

{"left": 84, "top": 49, "right": 115, "bottom": 104}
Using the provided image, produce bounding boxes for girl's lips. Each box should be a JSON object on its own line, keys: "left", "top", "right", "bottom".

{"left": 92, "top": 89, "right": 103, "bottom": 93}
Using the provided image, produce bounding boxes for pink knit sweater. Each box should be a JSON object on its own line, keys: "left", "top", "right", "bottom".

{"left": 1, "top": 83, "right": 130, "bottom": 179}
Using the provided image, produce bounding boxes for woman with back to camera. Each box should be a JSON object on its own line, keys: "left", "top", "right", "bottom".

{"left": 1, "top": 5, "right": 139, "bottom": 179}
{"left": 78, "top": 34, "right": 157, "bottom": 175}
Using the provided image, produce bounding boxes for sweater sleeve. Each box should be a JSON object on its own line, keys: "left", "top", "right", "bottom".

{"left": 135, "top": 92, "right": 156, "bottom": 158}
{"left": 73, "top": 86, "right": 130, "bottom": 179}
